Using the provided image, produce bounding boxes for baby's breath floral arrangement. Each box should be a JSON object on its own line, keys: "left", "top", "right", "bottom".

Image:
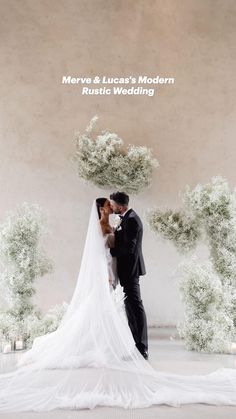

{"left": 177, "top": 259, "right": 234, "bottom": 353}
{"left": 73, "top": 115, "right": 159, "bottom": 194}
{"left": 147, "top": 176, "right": 236, "bottom": 353}
{"left": 184, "top": 177, "right": 236, "bottom": 289}
{"left": 147, "top": 209, "right": 201, "bottom": 253}
{"left": 0, "top": 203, "right": 66, "bottom": 348}
{"left": 22, "top": 301, "right": 69, "bottom": 347}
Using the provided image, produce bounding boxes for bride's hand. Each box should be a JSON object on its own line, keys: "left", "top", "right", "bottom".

{"left": 106, "top": 233, "right": 115, "bottom": 248}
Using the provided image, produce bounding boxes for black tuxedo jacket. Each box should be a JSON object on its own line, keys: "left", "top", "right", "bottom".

{"left": 110, "top": 208, "right": 146, "bottom": 285}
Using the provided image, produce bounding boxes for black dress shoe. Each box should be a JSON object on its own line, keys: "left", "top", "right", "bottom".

{"left": 139, "top": 351, "right": 149, "bottom": 360}
{"left": 136, "top": 344, "right": 149, "bottom": 360}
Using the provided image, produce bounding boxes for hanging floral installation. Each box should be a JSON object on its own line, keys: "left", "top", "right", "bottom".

{"left": 0, "top": 203, "right": 68, "bottom": 351}
{"left": 73, "top": 115, "right": 159, "bottom": 194}
{"left": 147, "top": 209, "right": 201, "bottom": 253}
{"left": 147, "top": 176, "right": 236, "bottom": 353}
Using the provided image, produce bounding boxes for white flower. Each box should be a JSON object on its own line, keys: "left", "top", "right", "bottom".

{"left": 113, "top": 216, "right": 122, "bottom": 229}
{"left": 0, "top": 203, "right": 54, "bottom": 346}
{"left": 147, "top": 176, "right": 236, "bottom": 353}
{"left": 73, "top": 116, "right": 159, "bottom": 194}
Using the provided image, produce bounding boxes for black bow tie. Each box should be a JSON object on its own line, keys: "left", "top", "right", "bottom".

{"left": 119, "top": 214, "right": 124, "bottom": 219}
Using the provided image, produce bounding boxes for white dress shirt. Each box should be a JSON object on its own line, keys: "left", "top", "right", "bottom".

{"left": 120, "top": 207, "right": 131, "bottom": 218}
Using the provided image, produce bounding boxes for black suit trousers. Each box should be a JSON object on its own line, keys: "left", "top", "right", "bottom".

{"left": 122, "top": 277, "right": 148, "bottom": 353}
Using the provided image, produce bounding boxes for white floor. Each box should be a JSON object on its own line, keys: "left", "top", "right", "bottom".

{"left": 1, "top": 327, "right": 236, "bottom": 419}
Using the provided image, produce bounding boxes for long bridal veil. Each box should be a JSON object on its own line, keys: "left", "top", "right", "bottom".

{"left": 1, "top": 200, "right": 236, "bottom": 412}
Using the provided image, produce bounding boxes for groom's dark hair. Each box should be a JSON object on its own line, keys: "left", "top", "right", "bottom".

{"left": 96, "top": 197, "right": 107, "bottom": 219}
{"left": 110, "top": 191, "right": 129, "bottom": 206}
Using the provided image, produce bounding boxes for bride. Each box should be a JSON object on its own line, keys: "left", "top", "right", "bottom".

{"left": 1, "top": 197, "right": 236, "bottom": 412}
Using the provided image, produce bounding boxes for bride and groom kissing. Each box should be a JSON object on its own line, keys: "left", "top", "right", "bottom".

{"left": 96, "top": 191, "right": 148, "bottom": 360}
{"left": 2, "top": 192, "right": 236, "bottom": 412}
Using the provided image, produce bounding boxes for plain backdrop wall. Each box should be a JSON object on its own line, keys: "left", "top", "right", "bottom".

{"left": 0, "top": 0, "right": 236, "bottom": 325}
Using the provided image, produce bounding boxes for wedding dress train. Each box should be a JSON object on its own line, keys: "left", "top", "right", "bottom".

{"left": 0, "top": 200, "right": 236, "bottom": 412}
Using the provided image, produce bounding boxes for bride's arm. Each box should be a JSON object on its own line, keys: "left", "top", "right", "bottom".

{"left": 100, "top": 221, "right": 113, "bottom": 235}
{"left": 106, "top": 233, "right": 115, "bottom": 248}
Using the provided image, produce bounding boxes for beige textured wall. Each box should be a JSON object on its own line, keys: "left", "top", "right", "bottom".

{"left": 0, "top": 0, "right": 236, "bottom": 325}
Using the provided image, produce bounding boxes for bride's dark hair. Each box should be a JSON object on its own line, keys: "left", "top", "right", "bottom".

{"left": 96, "top": 197, "right": 107, "bottom": 219}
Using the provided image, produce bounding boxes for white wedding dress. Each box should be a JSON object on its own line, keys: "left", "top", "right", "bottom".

{"left": 1, "top": 200, "right": 236, "bottom": 412}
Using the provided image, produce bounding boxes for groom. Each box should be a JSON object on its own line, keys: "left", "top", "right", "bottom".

{"left": 109, "top": 191, "right": 148, "bottom": 359}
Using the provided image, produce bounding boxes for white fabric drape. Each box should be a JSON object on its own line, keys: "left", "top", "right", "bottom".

{"left": 0, "top": 200, "right": 236, "bottom": 412}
